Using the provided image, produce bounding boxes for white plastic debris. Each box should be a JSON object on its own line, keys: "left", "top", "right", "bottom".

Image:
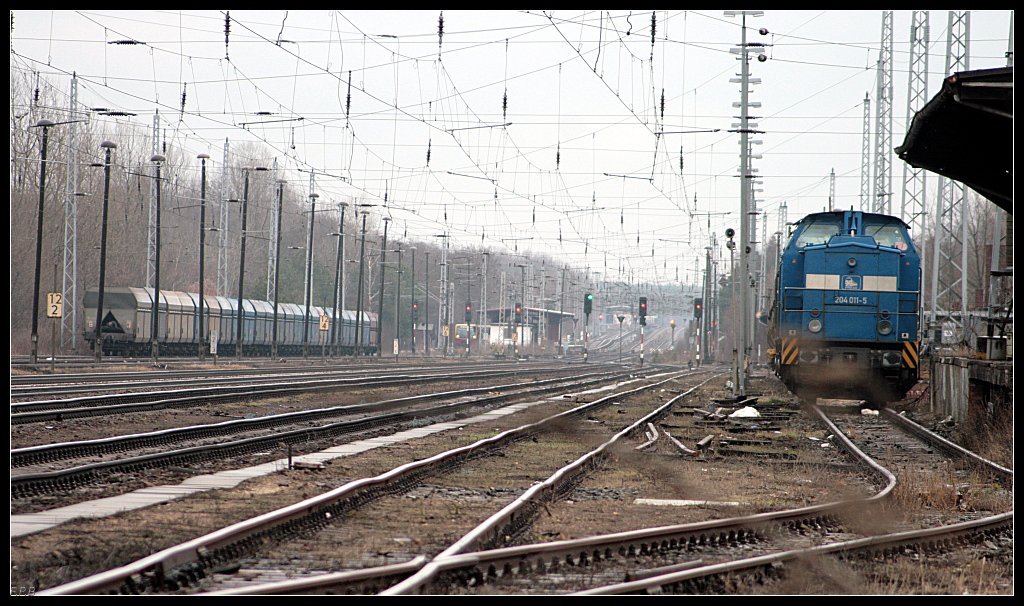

{"left": 860, "top": 408, "right": 880, "bottom": 416}
{"left": 729, "top": 406, "right": 761, "bottom": 418}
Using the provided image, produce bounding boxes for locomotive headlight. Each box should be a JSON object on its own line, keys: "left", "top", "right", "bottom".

{"left": 808, "top": 319, "right": 823, "bottom": 333}
{"left": 882, "top": 352, "right": 902, "bottom": 366}
{"left": 847, "top": 257, "right": 857, "bottom": 267}
{"left": 877, "top": 320, "right": 893, "bottom": 335}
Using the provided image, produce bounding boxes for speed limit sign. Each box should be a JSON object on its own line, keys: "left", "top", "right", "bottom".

{"left": 46, "top": 293, "right": 63, "bottom": 318}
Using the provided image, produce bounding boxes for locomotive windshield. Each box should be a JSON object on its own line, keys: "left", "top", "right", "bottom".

{"left": 863, "top": 222, "right": 910, "bottom": 250}
{"left": 794, "top": 217, "right": 841, "bottom": 247}
{"left": 793, "top": 215, "right": 910, "bottom": 250}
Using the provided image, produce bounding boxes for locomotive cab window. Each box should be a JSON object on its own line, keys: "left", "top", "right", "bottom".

{"left": 794, "top": 218, "right": 841, "bottom": 247}
{"left": 864, "top": 222, "right": 909, "bottom": 250}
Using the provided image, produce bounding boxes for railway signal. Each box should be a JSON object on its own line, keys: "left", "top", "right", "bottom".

{"left": 583, "top": 292, "right": 594, "bottom": 315}
{"left": 694, "top": 298, "right": 703, "bottom": 319}
{"left": 515, "top": 303, "right": 522, "bottom": 323}
{"left": 638, "top": 297, "right": 648, "bottom": 326}
{"left": 412, "top": 301, "right": 419, "bottom": 321}
{"left": 465, "top": 303, "right": 472, "bottom": 323}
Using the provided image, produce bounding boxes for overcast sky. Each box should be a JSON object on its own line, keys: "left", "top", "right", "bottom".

{"left": 10, "top": 10, "right": 1014, "bottom": 287}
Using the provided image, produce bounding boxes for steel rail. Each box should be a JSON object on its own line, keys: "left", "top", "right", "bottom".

{"left": 12, "top": 370, "right": 636, "bottom": 496}
{"left": 380, "top": 372, "right": 720, "bottom": 595}
{"left": 12, "top": 369, "right": 623, "bottom": 467}
{"left": 185, "top": 379, "right": 1014, "bottom": 596}
{"left": 880, "top": 408, "right": 1013, "bottom": 486}
{"left": 36, "top": 370, "right": 695, "bottom": 596}
{"left": 574, "top": 512, "right": 1013, "bottom": 595}
{"left": 10, "top": 360, "right": 566, "bottom": 392}
{"left": 11, "top": 366, "right": 598, "bottom": 424}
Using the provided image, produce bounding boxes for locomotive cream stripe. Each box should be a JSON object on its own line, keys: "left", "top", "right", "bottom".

{"left": 805, "top": 274, "right": 898, "bottom": 292}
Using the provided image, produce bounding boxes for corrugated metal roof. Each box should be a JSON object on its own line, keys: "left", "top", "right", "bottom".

{"left": 895, "top": 66, "right": 1013, "bottom": 213}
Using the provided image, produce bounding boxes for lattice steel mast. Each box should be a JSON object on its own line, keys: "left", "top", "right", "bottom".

{"left": 929, "top": 11, "right": 971, "bottom": 344}
{"left": 146, "top": 110, "right": 159, "bottom": 288}
{"left": 60, "top": 74, "right": 80, "bottom": 351}
{"left": 873, "top": 11, "right": 893, "bottom": 214}
{"left": 900, "top": 11, "right": 930, "bottom": 331}
{"left": 860, "top": 93, "right": 871, "bottom": 210}
{"left": 217, "top": 138, "right": 231, "bottom": 296}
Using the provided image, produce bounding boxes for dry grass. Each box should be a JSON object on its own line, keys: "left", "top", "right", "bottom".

{"left": 887, "top": 461, "right": 959, "bottom": 513}
{"left": 862, "top": 553, "right": 1010, "bottom": 594}
{"left": 953, "top": 401, "right": 1014, "bottom": 470}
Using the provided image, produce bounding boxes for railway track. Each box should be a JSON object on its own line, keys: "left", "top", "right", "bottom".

{"left": 11, "top": 368, "right": 640, "bottom": 499}
{"left": 203, "top": 395, "right": 1011, "bottom": 595}
{"left": 22, "top": 374, "right": 1012, "bottom": 595}
{"left": 11, "top": 363, "right": 598, "bottom": 424}
{"left": 34, "top": 369, "right": 711, "bottom": 594}
{"left": 10, "top": 360, "right": 556, "bottom": 396}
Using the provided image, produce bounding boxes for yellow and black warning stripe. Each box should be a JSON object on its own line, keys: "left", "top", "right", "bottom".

{"left": 901, "top": 340, "right": 919, "bottom": 369}
{"left": 781, "top": 338, "right": 799, "bottom": 365}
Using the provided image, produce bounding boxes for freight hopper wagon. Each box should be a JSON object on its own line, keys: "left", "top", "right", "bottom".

{"left": 767, "top": 210, "right": 920, "bottom": 403}
{"left": 84, "top": 286, "right": 377, "bottom": 357}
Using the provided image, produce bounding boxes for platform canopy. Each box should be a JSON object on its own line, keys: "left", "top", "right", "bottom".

{"left": 895, "top": 66, "right": 1013, "bottom": 213}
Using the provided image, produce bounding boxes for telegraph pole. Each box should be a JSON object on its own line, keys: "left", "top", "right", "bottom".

{"left": 149, "top": 153, "right": 166, "bottom": 362}
{"left": 94, "top": 141, "right": 117, "bottom": 362}
{"left": 354, "top": 210, "right": 369, "bottom": 356}
{"left": 303, "top": 192, "right": 319, "bottom": 359}
{"left": 330, "top": 202, "right": 347, "bottom": 357}
{"left": 395, "top": 246, "right": 402, "bottom": 358}
{"left": 198, "top": 154, "right": 211, "bottom": 360}
{"left": 726, "top": 9, "right": 765, "bottom": 396}
{"left": 558, "top": 265, "right": 566, "bottom": 348}
{"left": 271, "top": 180, "right": 284, "bottom": 359}
{"left": 410, "top": 247, "right": 417, "bottom": 354}
{"left": 423, "top": 251, "right": 430, "bottom": 356}
{"left": 700, "top": 247, "right": 710, "bottom": 367}
{"left": 377, "top": 217, "right": 390, "bottom": 357}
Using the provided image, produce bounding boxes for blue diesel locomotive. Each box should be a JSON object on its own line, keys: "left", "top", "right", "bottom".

{"left": 83, "top": 286, "right": 378, "bottom": 357}
{"left": 767, "top": 210, "right": 920, "bottom": 403}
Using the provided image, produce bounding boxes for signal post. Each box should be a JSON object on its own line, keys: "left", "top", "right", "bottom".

{"left": 583, "top": 293, "right": 593, "bottom": 362}
{"left": 464, "top": 302, "right": 472, "bottom": 357}
{"left": 638, "top": 297, "right": 648, "bottom": 367}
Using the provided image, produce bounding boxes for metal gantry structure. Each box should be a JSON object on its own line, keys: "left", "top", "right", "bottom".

{"left": 929, "top": 10, "right": 972, "bottom": 342}
{"left": 873, "top": 10, "right": 894, "bottom": 215}
{"left": 267, "top": 162, "right": 280, "bottom": 302}
{"left": 60, "top": 74, "right": 80, "bottom": 352}
{"left": 859, "top": 93, "right": 871, "bottom": 210}
{"left": 900, "top": 11, "right": 930, "bottom": 330}
{"left": 217, "top": 138, "right": 231, "bottom": 298}
{"left": 146, "top": 111, "right": 160, "bottom": 289}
